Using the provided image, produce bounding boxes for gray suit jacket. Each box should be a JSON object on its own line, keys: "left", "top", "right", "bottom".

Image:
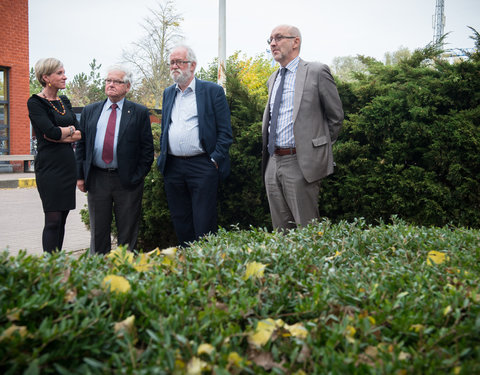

{"left": 262, "top": 58, "right": 344, "bottom": 183}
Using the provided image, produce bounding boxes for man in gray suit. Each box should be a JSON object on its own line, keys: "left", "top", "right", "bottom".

{"left": 262, "top": 24, "right": 344, "bottom": 230}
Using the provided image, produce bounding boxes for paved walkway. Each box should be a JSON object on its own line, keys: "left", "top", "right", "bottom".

{"left": 0, "top": 173, "right": 90, "bottom": 256}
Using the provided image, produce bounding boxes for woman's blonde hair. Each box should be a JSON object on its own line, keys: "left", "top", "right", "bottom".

{"left": 34, "top": 58, "right": 63, "bottom": 87}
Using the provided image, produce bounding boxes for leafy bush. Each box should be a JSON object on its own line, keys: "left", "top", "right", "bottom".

{"left": 1, "top": 219, "right": 479, "bottom": 374}
{"left": 321, "top": 44, "right": 480, "bottom": 228}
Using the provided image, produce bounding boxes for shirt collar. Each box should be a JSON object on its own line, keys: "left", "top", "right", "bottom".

{"left": 106, "top": 97, "right": 125, "bottom": 111}
{"left": 175, "top": 77, "right": 196, "bottom": 94}
{"left": 284, "top": 56, "right": 300, "bottom": 74}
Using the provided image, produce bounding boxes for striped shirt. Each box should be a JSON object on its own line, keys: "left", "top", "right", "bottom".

{"left": 269, "top": 56, "right": 299, "bottom": 148}
{"left": 168, "top": 78, "right": 204, "bottom": 156}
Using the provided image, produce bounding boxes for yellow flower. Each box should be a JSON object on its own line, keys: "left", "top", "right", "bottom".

{"left": 0, "top": 325, "right": 28, "bottom": 341}
{"left": 285, "top": 322, "right": 308, "bottom": 339}
{"left": 227, "top": 352, "right": 243, "bottom": 367}
{"left": 345, "top": 325, "right": 356, "bottom": 343}
{"left": 186, "top": 357, "right": 207, "bottom": 375}
{"left": 409, "top": 324, "right": 425, "bottom": 333}
{"left": 443, "top": 305, "right": 452, "bottom": 316}
{"left": 114, "top": 315, "right": 136, "bottom": 338}
{"left": 161, "top": 247, "right": 177, "bottom": 259}
{"left": 427, "top": 251, "right": 448, "bottom": 265}
{"left": 248, "top": 318, "right": 277, "bottom": 346}
{"left": 134, "top": 253, "right": 153, "bottom": 272}
{"left": 102, "top": 275, "right": 131, "bottom": 294}
{"left": 107, "top": 246, "right": 134, "bottom": 266}
{"left": 345, "top": 325, "right": 356, "bottom": 337}
{"left": 243, "top": 261, "right": 267, "bottom": 280}
{"left": 197, "top": 343, "right": 215, "bottom": 355}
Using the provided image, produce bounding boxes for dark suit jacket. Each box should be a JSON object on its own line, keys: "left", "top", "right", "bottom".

{"left": 76, "top": 99, "right": 154, "bottom": 189}
{"left": 262, "top": 59, "right": 344, "bottom": 183}
{"left": 157, "top": 78, "right": 233, "bottom": 180}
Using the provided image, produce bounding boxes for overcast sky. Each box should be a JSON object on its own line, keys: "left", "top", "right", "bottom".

{"left": 29, "top": 0, "right": 480, "bottom": 80}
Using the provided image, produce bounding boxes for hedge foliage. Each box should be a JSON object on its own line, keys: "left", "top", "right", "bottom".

{"left": 1, "top": 219, "right": 479, "bottom": 374}
{"left": 323, "top": 45, "right": 480, "bottom": 227}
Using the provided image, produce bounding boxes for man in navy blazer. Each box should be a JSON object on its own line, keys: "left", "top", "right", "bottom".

{"left": 76, "top": 65, "right": 154, "bottom": 254}
{"left": 157, "top": 45, "right": 232, "bottom": 246}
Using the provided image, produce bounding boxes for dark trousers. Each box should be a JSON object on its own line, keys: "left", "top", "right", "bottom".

{"left": 87, "top": 167, "right": 144, "bottom": 254}
{"left": 164, "top": 154, "right": 219, "bottom": 246}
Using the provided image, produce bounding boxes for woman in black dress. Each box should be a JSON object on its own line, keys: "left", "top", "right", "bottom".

{"left": 27, "top": 58, "right": 82, "bottom": 253}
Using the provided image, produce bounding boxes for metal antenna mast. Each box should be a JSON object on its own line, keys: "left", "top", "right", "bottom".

{"left": 433, "top": 0, "right": 446, "bottom": 44}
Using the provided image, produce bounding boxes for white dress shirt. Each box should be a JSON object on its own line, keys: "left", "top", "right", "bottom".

{"left": 168, "top": 78, "right": 205, "bottom": 156}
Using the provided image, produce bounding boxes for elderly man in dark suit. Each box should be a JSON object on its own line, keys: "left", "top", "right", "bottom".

{"left": 157, "top": 45, "right": 232, "bottom": 247}
{"left": 262, "top": 25, "right": 344, "bottom": 230}
{"left": 76, "top": 65, "right": 154, "bottom": 254}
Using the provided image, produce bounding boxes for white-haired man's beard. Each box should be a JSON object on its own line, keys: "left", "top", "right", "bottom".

{"left": 170, "top": 69, "right": 191, "bottom": 86}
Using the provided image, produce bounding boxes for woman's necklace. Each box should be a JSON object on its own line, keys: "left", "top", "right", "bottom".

{"left": 41, "top": 92, "right": 66, "bottom": 116}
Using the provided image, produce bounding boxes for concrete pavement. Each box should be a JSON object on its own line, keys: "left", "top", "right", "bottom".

{"left": 0, "top": 172, "right": 90, "bottom": 256}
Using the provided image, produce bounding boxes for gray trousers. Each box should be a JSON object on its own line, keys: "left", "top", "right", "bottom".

{"left": 265, "top": 154, "right": 321, "bottom": 230}
{"left": 87, "top": 168, "right": 144, "bottom": 254}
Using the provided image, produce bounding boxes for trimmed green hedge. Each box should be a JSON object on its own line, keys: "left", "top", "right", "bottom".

{"left": 323, "top": 47, "right": 480, "bottom": 227}
{"left": 1, "top": 219, "right": 479, "bottom": 374}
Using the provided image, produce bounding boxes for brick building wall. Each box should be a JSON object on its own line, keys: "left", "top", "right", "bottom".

{"left": 0, "top": 0, "right": 30, "bottom": 171}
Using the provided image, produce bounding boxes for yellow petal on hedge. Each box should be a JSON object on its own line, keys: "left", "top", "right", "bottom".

{"left": 243, "top": 261, "right": 266, "bottom": 280}
{"left": 146, "top": 247, "right": 161, "bottom": 256}
{"left": 227, "top": 352, "right": 243, "bottom": 367}
{"left": 454, "top": 366, "right": 461, "bottom": 375}
{"left": 443, "top": 305, "right": 452, "bottom": 316}
{"left": 114, "top": 315, "right": 135, "bottom": 338}
{"left": 107, "top": 247, "right": 134, "bottom": 265}
{"left": 134, "top": 253, "right": 153, "bottom": 272}
{"left": 197, "top": 343, "right": 215, "bottom": 355}
{"left": 368, "top": 316, "right": 376, "bottom": 325}
{"left": 409, "top": 324, "right": 425, "bottom": 333}
{"left": 186, "top": 357, "right": 207, "bottom": 375}
{"left": 344, "top": 325, "right": 356, "bottom": 343}
{"left": 427, "top": 251, "right": 448, "bottom": 265}
{"left": 248, "top": 319, "right": 276, "bottom": 346}
{"left": 102, "top": 275, "right": 131, "bottom": 293}
{"left": 0, "top": 325, "right": 28, "bottom": 341}
{"left": 325, "top": 250, "right": 343, "bottom": 261}
{"left": 285, "top": 322, "right": 308, "bottom": 339}
{"left": 398, "top": 351, "right": 411, "bottom": 361}
{"left": 64, "top": 288, "right": 77, "bottom": 303}
{"left": 6, "top": 308, "right": 21, "bottom": 322}
{"left": 161, "top": 247, "right": 177, "bottom": 259}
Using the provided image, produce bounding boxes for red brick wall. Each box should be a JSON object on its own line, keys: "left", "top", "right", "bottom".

{"left": 0, "top": 0, "right": 30, "bottom": 171}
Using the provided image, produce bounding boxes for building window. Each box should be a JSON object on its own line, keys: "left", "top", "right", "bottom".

{"left": 0, "top": 68, "right": 9, "bottom": 154}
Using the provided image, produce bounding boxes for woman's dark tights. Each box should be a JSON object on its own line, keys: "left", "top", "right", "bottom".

{"left": 42, "top": 211, "right": 69, "bottom": 253}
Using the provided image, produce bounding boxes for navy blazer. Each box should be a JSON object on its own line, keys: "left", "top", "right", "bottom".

{"left": 76, "top": 99, "right": 154, "bottom": 189}
{"left": 157, "top": 78, "right": 233, "bottom": 180}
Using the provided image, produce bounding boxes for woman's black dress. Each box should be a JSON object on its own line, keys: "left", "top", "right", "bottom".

{"left": 27, "top": 94, "right": 78, "bottom": 212}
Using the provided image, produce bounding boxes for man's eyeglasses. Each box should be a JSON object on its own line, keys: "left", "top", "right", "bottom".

{"left": 105, "top": 79, "right": 126, "bottom": 85}
{"left": 267, "top": 35, "right": 296, "bottom": 44}
{"left": 168, "top": 60, "right": 191, "bottom": 67}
